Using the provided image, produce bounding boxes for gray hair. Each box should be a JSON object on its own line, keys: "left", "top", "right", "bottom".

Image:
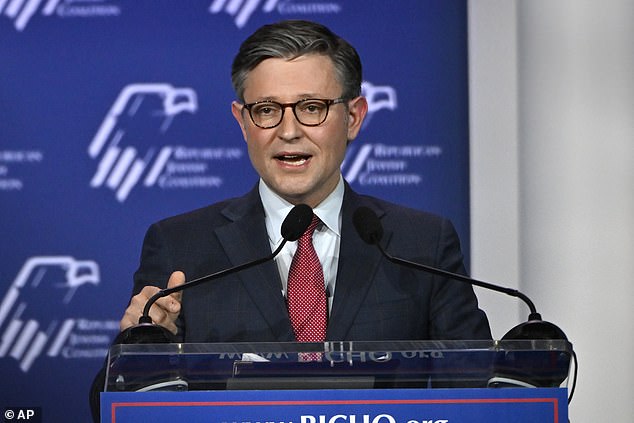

{"left": 231, "top": 20, "right": 362, "bottom": 102}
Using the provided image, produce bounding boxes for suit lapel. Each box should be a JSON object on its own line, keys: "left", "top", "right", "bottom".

{"left": 214, "top": 188, "right": 295, "bottom": 341}
{"left": 326, "top": 186, "right": 391, "bottom": 340}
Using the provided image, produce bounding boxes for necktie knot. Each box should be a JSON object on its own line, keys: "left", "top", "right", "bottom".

{"left": 298, "top": 214, "right": 320, "bottom": 245}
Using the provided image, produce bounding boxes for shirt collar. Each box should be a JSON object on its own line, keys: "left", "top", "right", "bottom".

{"left": 259, "top": 176, "right": 344, "bottom": 244}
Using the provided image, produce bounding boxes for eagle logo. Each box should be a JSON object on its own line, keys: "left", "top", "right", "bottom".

{"left": 88, "top": 83, "right": 198, "bottom": 202}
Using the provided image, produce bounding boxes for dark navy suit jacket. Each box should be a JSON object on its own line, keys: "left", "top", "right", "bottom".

{"left": 131, "top": 183, "right": 491, "bottom": 342}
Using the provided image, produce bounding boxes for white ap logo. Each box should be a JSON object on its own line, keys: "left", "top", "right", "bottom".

{"left": 209, "top": 0, "right": 279, "bottom": 28}
{"left": 88, "top": 83, "right": 198, "bottom": 202}
{"left": 0, "top": 256, "right": 99, "bottom": 372}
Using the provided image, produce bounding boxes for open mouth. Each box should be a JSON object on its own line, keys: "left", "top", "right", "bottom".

{"left": 275, "top": 154, "right": 311, "bottom": 166}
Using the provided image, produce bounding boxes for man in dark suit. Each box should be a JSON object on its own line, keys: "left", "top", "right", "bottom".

{"left": 118, "top": 19, "right": 491, "bottom": 343}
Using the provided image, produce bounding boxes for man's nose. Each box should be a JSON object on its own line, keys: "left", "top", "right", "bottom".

{"left": 277, "top": 106, "right": 302, "bottom": 140}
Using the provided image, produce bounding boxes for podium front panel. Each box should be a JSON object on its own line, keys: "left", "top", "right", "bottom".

{"left": 101, "top": 387, "right": 568, "bottom": 423}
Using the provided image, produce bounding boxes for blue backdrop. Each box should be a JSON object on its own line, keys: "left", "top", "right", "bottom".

{"left": 1, "top": 1, "right": 469, "bottom": 421}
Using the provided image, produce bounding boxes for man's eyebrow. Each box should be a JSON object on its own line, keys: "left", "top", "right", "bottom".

{"left": 258, "top": 93, "right": 326, "bottom": 101}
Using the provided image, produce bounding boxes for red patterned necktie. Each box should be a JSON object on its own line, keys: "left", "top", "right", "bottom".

{"left": 287, "top": 214, "right": 328, "bottom": 343}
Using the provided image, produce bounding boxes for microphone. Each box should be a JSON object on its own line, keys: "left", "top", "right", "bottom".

{"left": 113, "top": 203, "right": 314, "bottom": 345}
{"left": 352, "top": 206, "right": 568, "bottom": 341}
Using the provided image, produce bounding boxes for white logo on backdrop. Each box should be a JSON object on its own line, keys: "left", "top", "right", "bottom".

{"left": 0, "top": 0, "right": 120, "bottom": 32}
{"left": 88, "top": 83, "right": 198, "bottom": 202}
{"left": 0, "top": 150, "right": 44, "bottom": 191}
{"left": 0, "top": 256, "right": 117, "bottom": 372}
{"left": 89, "top": 83, "right": 243, "bottom": 202}
{"left": 361, "top": 81, "right": 398, "bottom": 129}
{"left": 209, "top": 0, "right": 341, "bottom": 28}
{"left": 342, "top": 81, "right": 443, "bottom": 186}
{"left": 343, "top": 143, "right": 442, "bottom": 186}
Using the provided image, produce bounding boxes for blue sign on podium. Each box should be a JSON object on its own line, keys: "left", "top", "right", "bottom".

{"left": 102, "top": 388, "right": 568, "bottom": 423}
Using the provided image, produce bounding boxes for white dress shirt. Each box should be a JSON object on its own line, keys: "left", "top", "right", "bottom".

{"left": 259, "top": 177, "right": 343, "bottom": 313}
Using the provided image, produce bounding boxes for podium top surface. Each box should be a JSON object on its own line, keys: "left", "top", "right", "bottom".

{"left": 108, "top": 339, "right": 572, "bottom": 355}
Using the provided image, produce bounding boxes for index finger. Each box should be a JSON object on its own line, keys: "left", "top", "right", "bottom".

{"left": 166, "top": 270, "right": 186, "bottom": 303}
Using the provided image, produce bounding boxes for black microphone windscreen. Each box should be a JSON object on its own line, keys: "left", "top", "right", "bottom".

{"left": 281, "top": 204, "right": 314, "bottom": 241}
{"left": 353, "top": 206, "right": 383, "bottom": 245}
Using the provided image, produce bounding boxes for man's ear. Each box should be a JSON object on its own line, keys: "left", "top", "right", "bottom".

{"left": 231, "top": 101, "right": 248, "bottom": 141}
{"left": 346, "top": 96, "right": 368, "bottom": 141}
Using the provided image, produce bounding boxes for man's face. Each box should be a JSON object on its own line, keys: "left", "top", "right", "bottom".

{"left": 232, "top": 54, "right": 367, "bottom": 207}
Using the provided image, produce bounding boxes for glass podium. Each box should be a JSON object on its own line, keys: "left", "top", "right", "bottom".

{"left": 104, "top": 340, "right": 574, "bottom": 393}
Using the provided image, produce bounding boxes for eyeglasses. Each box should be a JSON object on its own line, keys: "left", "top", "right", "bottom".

{"left": 242, "top": 98, "right": 346, "bottom": 129}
